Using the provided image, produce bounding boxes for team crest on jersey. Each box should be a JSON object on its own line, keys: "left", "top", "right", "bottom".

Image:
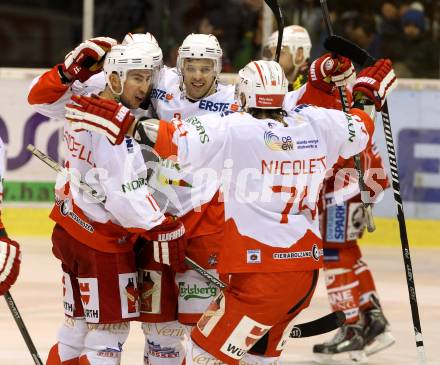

{"left": 264, "top": 131, "right": 295, "bottom": 151}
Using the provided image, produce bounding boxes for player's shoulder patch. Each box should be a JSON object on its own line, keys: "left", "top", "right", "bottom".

{"left": 293, "top": 103, "right": 313, "bottom": 113}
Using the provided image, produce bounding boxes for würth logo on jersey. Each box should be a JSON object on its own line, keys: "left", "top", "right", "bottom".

{"left": 245, "top": 326, "right": 268, "bottom": 347}
{"left": 80, "top": 282, "right": 91, "bottom": 305}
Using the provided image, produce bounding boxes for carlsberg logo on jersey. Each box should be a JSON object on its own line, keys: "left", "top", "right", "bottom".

{"left": 178, "top": 282, "right": 217, "bottom": 300}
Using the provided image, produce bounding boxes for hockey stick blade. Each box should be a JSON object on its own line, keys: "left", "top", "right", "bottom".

{"left": 289, "top": 310, "right": 345, "bottom": 338}
{"left": 324, "top": 35, "right": 375, "bottom": 66}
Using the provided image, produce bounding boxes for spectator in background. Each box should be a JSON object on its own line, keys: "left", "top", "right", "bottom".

{"left": 232, "top": 0, "right": 264, "bottom": 70}
{"left": 379, "top": 1, "right": 403, "bottom": 36}
{"left": 346, "top": 14, "right": 383, "bottom": 60}
{"left": 383, "top": 6, "right": 438, "bottom": 78}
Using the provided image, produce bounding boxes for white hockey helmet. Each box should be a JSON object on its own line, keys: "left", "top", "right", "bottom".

{"left": 122, "top": 32, "right": 163, "bottom": 67}
{"left": 104, "top": 39, "right": 163, "bottom": 95}
{"left": 235, "top": 60, "right": 288, "bottom": 110}
{"left": 177, "top": 33, "right": 223, "bottom": 76}
{"left": 263, "top": 25, "right": 312, "bottom": 66}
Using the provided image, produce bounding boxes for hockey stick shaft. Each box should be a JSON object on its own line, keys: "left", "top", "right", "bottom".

{"left": 27, "top": 144, "right": 345, "bottom": 339}
{"left": 323, "top": 35, "right": 427, "bottom": 364}
{"left": 263, "top": 0, "right": 284, "bottom": 62}
{"left": 25, "top": 144, "right": 224, "bottom": 289}
{"left": 319, "top": 0, "right": 375, "bottom": 232}
{"left": 4, "top": 291, "right": 44, "bottom": 365}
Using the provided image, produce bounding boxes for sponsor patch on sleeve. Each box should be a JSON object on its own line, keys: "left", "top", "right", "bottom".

{"left": 325, "top": 203, "right": 347, "bottom": 243}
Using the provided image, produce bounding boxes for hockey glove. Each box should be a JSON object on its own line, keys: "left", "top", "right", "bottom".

{"left": 66, "top": 94, "right": 135, "bottom": 145}
{"left": 309, "top": 53, "right": 355, "bottom": 93}
{"left": 61, "top": 37, "right": 117, "bottom": 83}
{"left": 0, "top": 237, "right": 21, "bottom": 295}
{"left": 352, "top": 59, "right": 397, "bottom": 111}
{"left": 143, "top": 216, "right": 187, "bottom": 272}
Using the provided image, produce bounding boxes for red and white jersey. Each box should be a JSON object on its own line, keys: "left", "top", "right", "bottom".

{"left": 156, "top": 105, "right": 374, "bottom": 273}
{"left": 284, "top": 82, "right": 388, "bottom": 205}
{"left": 149, "top": 67, "right": 238, "bottom": 238}
{"left": 28, "top": 66, "right": 165, "bottom": 252}
{"left": 151, "top": 67, "right": 238, "bottom": 121}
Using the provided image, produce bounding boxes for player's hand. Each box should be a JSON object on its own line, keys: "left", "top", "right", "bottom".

{"left": 143, "top": 216, "right": 187, "bottom": 272}
{"left": 353, "top": 59, "right": 397, "bottom": 111}
{"left": 61, "top": 37, "right": 117, "bottom": 83}
{"left": 65, "top": 94, "right": 135, "bottom": 145}
{"left": 309, "top": 53, "right": 355, "bottom": 93}
{"left": 0, "top": 237, "right": 21, "bottom": 295}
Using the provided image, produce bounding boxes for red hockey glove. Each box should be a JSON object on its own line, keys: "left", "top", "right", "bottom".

{"left": 0, "top": 237, "right": 21, "bottom": 295}
{"left": 309, "top": 53, "right": 355, "bottom": 93}
{"left": 353, "top": 59, "right": 397, "bottom": 111}
{"left": 143, "top": 216, "right": 187, "bottom": 272}
{"left": 65, "top": 94, "right": 135, "bottom": 145}
{"left": 61, "top": 37, "right": 117, "bottom": 83}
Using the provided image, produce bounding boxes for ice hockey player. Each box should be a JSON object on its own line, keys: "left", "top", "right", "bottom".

{"left": 309, "top": 58, "right": 395, "bottom": 364}
{"left": 62, "top": 56, "right": 397, "bottom": 364}
{"left": 27, "top": 37, "right": 186, "bottom": 365}
{"left": 262, "top": 25, "right": 312, "bottom": 91}
{"left": 0, "top": 137, "right": 21, "bottom": 297}
{"left": 137, "top": 33, "right": 237, "bottom": 365}
{"left": 28, "top": 32, "right": 235, "bottom": 365}
{"left": 267, "top": 25, "right": 395, "bottom": 364}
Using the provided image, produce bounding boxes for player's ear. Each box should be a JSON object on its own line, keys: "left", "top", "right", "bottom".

{"left": 240, "top": 92, "right": 247, "bottom": 109}
{"left": 109, "top": 72, "right": 122, "bottom": 94}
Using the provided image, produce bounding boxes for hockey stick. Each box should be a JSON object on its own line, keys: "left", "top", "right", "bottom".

{"left": 319, "top": 0, "right": 376, "bottom": 232}
{"left": 263, "top": 0, "right": 284, "bottom": 62}
{"left": 27, "top": 144, "right": 345, "bottom": 339}
{"left": 25, "top": 144, "right": 222, "bottom": 289}
{"left": 289, "top": 310, "right": 345, "bottom": 338}
{"left": 4, "top": 291, "right": 44, "bottom": 365}
{"left": 324, "top": 34, "right": 428, "bottom": 365}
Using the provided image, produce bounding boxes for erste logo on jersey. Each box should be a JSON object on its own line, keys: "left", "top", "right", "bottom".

{"left": 264, "top": 131, "right": 295, "bottom": 151}
{"left": 151, "top": 88, "right": 174, "bottom": 102}
{"left": 198, "top": 99, "right": 239, "bottom": 116}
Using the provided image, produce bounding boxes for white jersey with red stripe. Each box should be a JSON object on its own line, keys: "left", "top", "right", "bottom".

{"left": 28, "top": 68, "right": 165, "bottom": 252}
{"left": 147, "top": 67, "right": 237, "bottom": 234}
{"left": 161, "top": 105, "right": 373, "bottom": 272}
{"left": 151, "top": 67, "right": 238, "bottom": 121}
